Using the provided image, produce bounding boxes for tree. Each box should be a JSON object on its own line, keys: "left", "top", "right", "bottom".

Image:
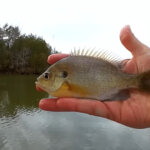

{"left": 0, "top": 24, "right": 56, "bottom": 74}
{"left": 2, "top": 24, "right": 20, "bottom": 48}
{"left": 0, "top": 40, "right": 10, "bottom": 71}
{"left": 10, "top": 34, "right": 51, "bottom": 73}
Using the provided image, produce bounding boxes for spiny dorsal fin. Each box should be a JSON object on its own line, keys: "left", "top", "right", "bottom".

{"left": 70, "top": 48, "right": 122, "bottom": 67}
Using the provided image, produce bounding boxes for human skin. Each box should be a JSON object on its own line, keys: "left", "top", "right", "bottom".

{"left": 37, "top": 26, "right": 150, "bottom": 129}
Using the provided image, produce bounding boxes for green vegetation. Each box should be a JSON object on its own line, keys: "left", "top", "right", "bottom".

{"left": 0, "top": 24, "right": 57, "bottom": 74}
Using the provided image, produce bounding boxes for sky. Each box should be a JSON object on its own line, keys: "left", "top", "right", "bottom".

{"left": 1, "top": 0, "right": 150, "bottom": 59}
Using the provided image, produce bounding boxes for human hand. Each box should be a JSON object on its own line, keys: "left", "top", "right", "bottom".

{"left": 38, "top": 26, "right": 150, "bottom": 128}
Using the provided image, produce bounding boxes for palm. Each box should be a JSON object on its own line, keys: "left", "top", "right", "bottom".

{"left": 106, "top": 92, "right": 150, "bottom": 128}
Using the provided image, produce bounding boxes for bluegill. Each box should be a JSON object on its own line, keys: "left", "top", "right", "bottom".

{"left": 35, "top": 50, "right": 150, "bottom": 101}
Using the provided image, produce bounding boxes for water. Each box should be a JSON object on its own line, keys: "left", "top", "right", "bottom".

{"left": 0, "top": 74, "right": 150, "bottom": 150}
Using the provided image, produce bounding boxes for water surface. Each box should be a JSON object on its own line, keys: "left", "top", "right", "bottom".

{"left": 0, "top": 74, "right": 150, "bottom": 150}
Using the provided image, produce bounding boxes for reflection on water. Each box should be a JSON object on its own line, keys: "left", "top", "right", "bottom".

{"left": 0, "top": 74, "right": 46, "bottom": 118}
{"left": 0, "top": 74, "right": 150, "bottom": 150}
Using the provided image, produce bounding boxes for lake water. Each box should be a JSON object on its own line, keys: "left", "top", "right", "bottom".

{"left": 0, "top": 74, "right": 150, "bottom": 150}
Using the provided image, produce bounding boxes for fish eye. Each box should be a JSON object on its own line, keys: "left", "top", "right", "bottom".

{"left": 62, "top": 71, "right": 68, "bottom": 78}
{"left": 44, "top": 72, "right": 49, "bottom": 80}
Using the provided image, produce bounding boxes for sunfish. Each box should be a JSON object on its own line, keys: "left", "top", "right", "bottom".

{"left": 36, "top": 49, "right": 150, "bottom": 101}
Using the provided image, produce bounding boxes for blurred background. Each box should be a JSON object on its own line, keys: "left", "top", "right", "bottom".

{"left": 0, "top": 0, "right": 150, "bottom": 150}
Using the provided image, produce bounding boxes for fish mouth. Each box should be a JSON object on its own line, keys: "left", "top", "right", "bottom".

{"left": 35, "top": 81, "right": 40, "bottom": 87}
{"left": 35, "top": 81, "right": 46, "bottom": 92}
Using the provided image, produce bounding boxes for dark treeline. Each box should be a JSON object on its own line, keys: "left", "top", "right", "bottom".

{"left": 0, "top": 24, "right": 58, "bottom": 74}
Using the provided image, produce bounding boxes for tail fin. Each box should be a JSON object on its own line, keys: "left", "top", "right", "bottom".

{"left": 138, "top": 71, "right": 150, "bottom": 92}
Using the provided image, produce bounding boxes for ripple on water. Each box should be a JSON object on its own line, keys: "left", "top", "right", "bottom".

{"left": 0, "top": 136, "right": 8, "bottom": 149}
{"left": 0, "top": 107, "right": 40, "bottom": 128}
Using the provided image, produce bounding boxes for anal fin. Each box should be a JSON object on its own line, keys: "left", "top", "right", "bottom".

{"left": 100, "top": 89, "right": 130, "bottom": 101}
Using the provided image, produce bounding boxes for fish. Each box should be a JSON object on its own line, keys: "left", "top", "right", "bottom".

{"left": 35, "top": 49, "right": 150, "bottom": 101}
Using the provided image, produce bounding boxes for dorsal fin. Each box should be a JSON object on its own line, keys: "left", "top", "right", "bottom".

{"left": 70, "top": 48, "right": 122, "bottom": 67}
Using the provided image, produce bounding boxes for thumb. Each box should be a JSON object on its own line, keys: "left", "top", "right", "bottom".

{"left": 120, "top": 25, "right": 149, "bottom": 58}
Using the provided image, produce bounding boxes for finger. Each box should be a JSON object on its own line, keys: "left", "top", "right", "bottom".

{"left": 39, "top": 98, "right": 109, "bottom": 117}
{"left": 47, "top": 54, "right": 69, "bottom": 64}
{"left": 39, "top": 99, "right": 61, "bottom": 111}
{"left": 120, "top": 25, "right": 149, "bottom": 57}
{"left": 118, "top": 59, "right": 137, "bottom": 74}
{"left": 119, "top": 59, "right": 130, "bottom": 70}
{"left": 36, "top": 85, "right": 44, "bottom": 92}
